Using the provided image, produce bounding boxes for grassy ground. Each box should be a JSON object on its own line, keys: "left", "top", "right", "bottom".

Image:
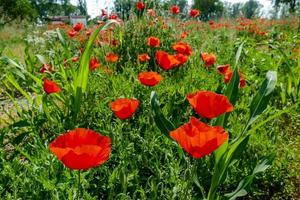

{"left": 0, "top": 24, "right": 26, "bottom": 60}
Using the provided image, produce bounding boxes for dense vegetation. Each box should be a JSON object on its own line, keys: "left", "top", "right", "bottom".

{"left": 0, "top": 1, "right": 300, "bottom": 200}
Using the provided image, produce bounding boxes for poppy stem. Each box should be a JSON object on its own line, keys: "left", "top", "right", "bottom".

{"left": 78, "top": 170, "right": 81, "bottom": 199}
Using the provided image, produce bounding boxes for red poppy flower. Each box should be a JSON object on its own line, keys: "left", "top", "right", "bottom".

{"left": 110, "top": 98, "right": 140, "bottom": 120}
{"left": 106, "top": 53, "right": 119, "bottom": 63}
{"left": 190, "top": 9, "right": 200, "bottom": 17}
{"left": 217, "top": 64, "right": 230, "bottom": 75}
{"left": 208, "top": 20, "right": 215, "bottom": 25}
{"left": 180, "top": 32, "right": 188, "bottom": 39}
{"left": 73, "top": 23, "right": 84, "bottom": 32}
{"left": 138, "top": 71, "right": 163, "bottom": 86}
{"left": 39, "top": 64, "right": 53, "bottom": 73}
{"left": 170, "top": 5, "right": 180, "bottom": 14}
{"left": 136, "top": 1, "right": 145, "bottom": 10}
{"left": 43, "top": 79, "right": 61, "bottom": 94}
{"left": 147, "top": 9, "right": 156, "bottom": 17}
{"left": 175, "top": 53, "right": 188, "bottom": 65}
{"left": 86, "top": 29, "right": 92, "bottom": 36}
{"left": 186, "top": 90, "right": 233, "bottom": 119}
{"left": 109, "top": 13, "right": 118, "bottom": 20}
{"left": 138, "top": 53, "right": 150, "bottom": 62}
{"left": 201, "top": 52, "right": 216, "bottom": 67}
{"left": 170, "top": 117, "right": 229, "bottom": 159}
{"left": 100, "top": 9, "right": 107, "bottom": 18}
{"left": 111, "top": 39, "right": 119, "bottom": 46}
{"left": 224, "top": 70, "right": 246, "bottom": 88}
{"left": 239, "top": 73, "right": 246, "bottom": 88}
{"left": 49, "top": 128, "right": 111, "bottom": 170}
{"left": 147, "top": 37, "right": 160, "bottom": 47}
{"left": 155, "top": 51, "right": 180, "bottom": 70}
{"left": 172, "top": 41, "right": 193, "bottom": 56}
{"left": 89, "top": 58, "right": 101, "bottom": 70}
{"left": 68, "top": 30, "right": 77, "bottom": 37}
{"left": 72, "top": 56, "right": 79, "bottom": 62}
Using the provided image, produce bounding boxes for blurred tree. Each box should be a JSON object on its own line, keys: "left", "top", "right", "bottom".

{"left": 192, "top": 0, "right": 224, "bottom": 21}
{"left": 77, "top": 0, "right": 88, "bottom": 15}
{"left": 29, "top": 0, "right": 78, "bottom": 20}
{"left": 273, "top": 0, "right": 300, "bottom": 13}
{"left": 60, "top": 0, "right": 77, "bottom": 16}
{"left": 0, "top": 0, "right": 38, "bottom": 23}
{"left": 231, "top": 3, "right": 243, "bottom": 18}
{"left": 222, "top": 2, "right": 243, "bottom": 18}
{"left": 242, "top": 0, "right": 262, "bottom": 18}
{"left": 114, "top": 0, "right": 134, "bottom": 20}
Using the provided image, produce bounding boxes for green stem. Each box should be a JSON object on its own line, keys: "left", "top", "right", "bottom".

{"left": 78, "top": 170, "right": 81, "bottom": 200}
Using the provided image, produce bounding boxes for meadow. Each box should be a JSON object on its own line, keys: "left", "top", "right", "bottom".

{"left": 0, "top": 7, "right": 299, "bottom": 200}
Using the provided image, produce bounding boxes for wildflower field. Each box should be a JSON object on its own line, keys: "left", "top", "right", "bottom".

{"left": 0, "top": 4, "right": 300, "bottom": 200}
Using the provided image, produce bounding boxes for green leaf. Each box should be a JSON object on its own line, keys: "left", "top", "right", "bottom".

{"left": 6, "top": 74, "right": 32, "bottom": 104}
{"left": 252, "top": 155, "right": 275, "bottom": 174}
{"left": 225, "top": 155, "right": 274, "bottom": 200}
{"left": 215, "top": 68, "right": 239, "bottom": 127}
{"left": 56, "top": 28, "right": 65, "bottom": 45}
{"left": 226, "top": 135, "right": 250, "bottom": 165}
{"left": 150, "top": 91, "right": 175, "bottom": 138}
{"left": 248, "top": 71, "right": 277, "bottom": 126}
{"left": 5, "top": 57, "right": 41, "bottom": 85}
{"left": 215, "top": 41, "right": 243, "bottom": 128}
{"left": 36, "top": 54, "right": 47, "bottom": 65}
{"left": 13, "top": 131, "right": 30, "bottom": 145}
{"left": 9, "top": 120, "right": 30, "bottom": 129}
{"left": 249, "top": 100, "right": 300, "bottom": 134}
{"left": 214, "top": 44, "right": 243, "bottom": 164}
{"left": 73, "top": 20, "right": 120, "bottom": 117}
{"left": 235, "top": 41, "right": 245, "bottom": 66}
{"left": 214, "top": 142, "right": 228, "bottom": 163}
{"left": 225, "top": 179, "right": 250, "bottom": 200}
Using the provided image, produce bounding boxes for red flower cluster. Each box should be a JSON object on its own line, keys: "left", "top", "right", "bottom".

{"left": 89, "top": 58, "right": 101, "bottom": 70}
{"left": 68, "top": 30, "right": 77, "bottom": 38}
{"left": 49, "top": 128, "right": 111, "bottom": 170}
{"left": 100, "top": 9, "right": 107, "bottom": 18}
{"left": 155, "top": 51, "right": 180, "bottom": 70}
{"left": 68, "top": 23, "right": 84, "bottom": 38}
{"left": 136, "top": 1, "right": 145, "bottom": 11}
{"left": 169, "top": 90, "right": 233, "bottom": 158}
{"left": 172, "top": 41, "right": 193, "bottom": 56}
{"left": 72, "top": 56, "right": 79, "bottom": 62}
{"left": 155, "top": 41, "right": 193, "bottom": 70}
{"left": 43, "top": 79, "right": 61, "bottom": 94}
{"left": 170, "top": 5, "right": 180, "bottom": 15}
{"left": 108, "top": 13, "right": 118, "bottom": 20}
{"left": 147, "top": 36, "right": 160, "bottom": 47}
{"left": 106, "top": 53, "right": 119, "bottom": 63}
{"left": 73, "top": 23, "right": 84, "bottom": 32}
{"left": 138, "top": 71, "right": 162, "bottom": 86}
{"left": 39, "top": 64, "right": 53, "bottom": 73}
{"left": 138, "top": 53, "right": 150, "bottom": 62}
{"left": 170, "top": 117, "right": 228, "bottom": 159}
{"left": 147, "top": 9, "right": 156, "bottom": 17}
{"left": 217, "top": 64, "right": 246, "bottom": 88}
{"left": 201, "top": 52, "right": 216, "bottom": 67}
{"left": 110, "top": 98, "right": 140, "bottom": 119}
{"left": 189, "top": 9, "right": 200, "bottom": 17}
{"left": 187, "top": 90, "right": 233, "bottom": 119}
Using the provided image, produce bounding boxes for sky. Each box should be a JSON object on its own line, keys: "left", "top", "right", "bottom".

{"left": 71, "top": 0, "right": 273, "bottom": 18}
